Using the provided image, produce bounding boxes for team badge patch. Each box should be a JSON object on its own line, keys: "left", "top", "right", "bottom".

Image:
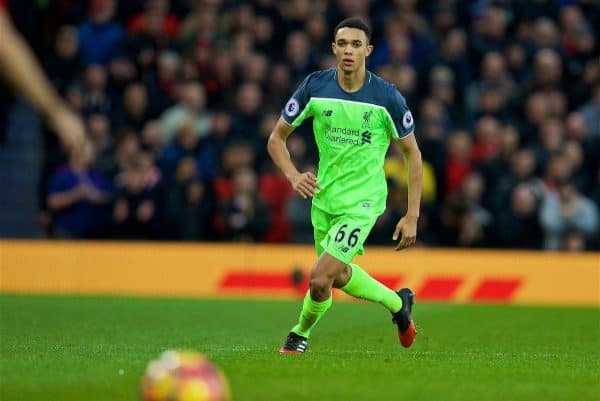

{"left": 402, "top": 111, "right": 414, "bottom": 129}
{"left": 285, "top": 98, "right": 300, "bottom": 117}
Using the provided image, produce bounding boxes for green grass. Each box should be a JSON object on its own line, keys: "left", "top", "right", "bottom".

{"left": 1, "top": 294, "right": 599, "bottom": 401}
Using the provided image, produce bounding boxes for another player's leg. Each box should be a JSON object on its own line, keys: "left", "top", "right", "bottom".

{"left": 279, "top": 252, "right": 344, "bottom": 354}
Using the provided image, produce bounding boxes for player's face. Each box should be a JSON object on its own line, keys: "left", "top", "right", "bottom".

{"left": 332, "top": 28, "right": 373, "bottom": 73}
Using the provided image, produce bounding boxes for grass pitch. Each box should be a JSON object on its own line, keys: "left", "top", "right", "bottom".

{"left": 1, "top": 294, "right": 598, "bottom": 401}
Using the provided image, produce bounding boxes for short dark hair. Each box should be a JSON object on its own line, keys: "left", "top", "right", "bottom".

{"left": 334, "top": 17, "right": 371, "bottom": 43}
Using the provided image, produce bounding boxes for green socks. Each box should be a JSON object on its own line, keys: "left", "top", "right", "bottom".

{"left": 290, "top": 264, "right": 401, "bottom": 338}
{"left": 291, "top": 291, "right": 332, "bottom": 338}
{"left": 340, "top": 263, "right": 403, "bottom": 313}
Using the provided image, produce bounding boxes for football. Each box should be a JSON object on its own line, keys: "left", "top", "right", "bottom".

{"left": 140, "top": 350, "right": 230, "bottom": 401}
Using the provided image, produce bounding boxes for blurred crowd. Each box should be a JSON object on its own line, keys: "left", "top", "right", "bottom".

{"left": 8, "top": 0, "right": 600, "bottom": 250}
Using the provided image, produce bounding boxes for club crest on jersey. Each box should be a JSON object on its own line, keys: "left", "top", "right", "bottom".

{"left": 362, "top": 110, "right": 373, "bottom": 128}
{"left": 285, "top": 98, "right": 300, "bottom": 117}
{"left": 402, "top": 111, "right": 414, "bottom": 129}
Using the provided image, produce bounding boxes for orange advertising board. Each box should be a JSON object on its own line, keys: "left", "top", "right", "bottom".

{"left": 0, "top": 240, "right": 598, "bottom": 306}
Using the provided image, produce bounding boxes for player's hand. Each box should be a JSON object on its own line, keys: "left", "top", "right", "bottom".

{"left": 289, "top": 171, "right": 320, "bottom": 199}
{"left": 46, "top": 104, "right": 86, "bottom": 157}
{"left": 393, "top": 215, "right": 418, "bottom": 251}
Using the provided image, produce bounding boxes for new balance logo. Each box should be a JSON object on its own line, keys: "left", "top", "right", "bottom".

{"left": 361, "top": 131, "right": 371, "bottom": 144}
{"left": 323, "top": 109, "right": 333, "bottom": 116}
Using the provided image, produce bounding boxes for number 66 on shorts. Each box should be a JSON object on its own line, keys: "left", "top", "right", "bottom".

{"left": 312, "top": 207, "right": 379, "bottom": 265}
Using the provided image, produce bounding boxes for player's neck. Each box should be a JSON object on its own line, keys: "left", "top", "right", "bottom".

{"left": 336, "top": 65, "right": 366, "bottom": 93}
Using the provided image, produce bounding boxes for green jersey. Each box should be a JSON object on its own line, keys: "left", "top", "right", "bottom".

{"left": 282, "top": 68, "right": 415, "bottom": 216}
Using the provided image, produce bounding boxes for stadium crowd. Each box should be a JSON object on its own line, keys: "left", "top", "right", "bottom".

{"left": 9, "top": 0, "right": 600, "bottom": 250}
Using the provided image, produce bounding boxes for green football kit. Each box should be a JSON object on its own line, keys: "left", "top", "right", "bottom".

{"left": 282, "top": 68, "right": 415, "bottom": 265}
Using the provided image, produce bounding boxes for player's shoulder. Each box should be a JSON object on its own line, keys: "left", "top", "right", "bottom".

{"left": 367, "top": 71, "right": 404, "bottom": 102}
{"left": 300, "top": 68, "right": 336, "bottom": 90}
{"left": 307, "top": 68, "right": 336, "bottom": 82}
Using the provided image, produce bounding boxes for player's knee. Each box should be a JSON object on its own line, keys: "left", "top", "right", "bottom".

{"left": 333, "top": 264, "right": 351, "bottom": 288}
{"left": 309, "top": 275, "right": 332, "bottom": 297}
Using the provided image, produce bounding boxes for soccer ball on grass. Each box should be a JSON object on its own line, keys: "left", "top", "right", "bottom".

{"left": 141, "top": 350, "right": 230, "bottom": 401}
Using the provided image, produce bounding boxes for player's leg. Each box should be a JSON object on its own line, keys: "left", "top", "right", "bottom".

{"left": 290, "top": 252, "right": 344, "bottom": 334}
{"left": 323, "top": 213, "right": 400, "bottom": 310}
{"left": 328, "top": 214, "right": 416, "bottom": 347}
{"left": 279, "top": 207, "right": 337, "bottom": 354}
{"left": 339, "top": 266, "right": 416, "bottom": 347}
{"left": 336, "top": 263, "right": 402, "bottom": 311}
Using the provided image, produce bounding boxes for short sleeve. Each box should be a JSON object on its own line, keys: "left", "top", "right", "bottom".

{"left": 281, "top": 74, "right": 313, "bottom": 127}
{"left": 385, "top": 88, "right": 415, "bottom": 139}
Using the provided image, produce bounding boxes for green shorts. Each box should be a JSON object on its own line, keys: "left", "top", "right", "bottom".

{"left": 312, "top": 205, "right": 379, "bottom": 265}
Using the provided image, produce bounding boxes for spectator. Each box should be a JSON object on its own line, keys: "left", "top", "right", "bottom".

{"left": 229, "top": 82, "right": 264, "bottom": 147}
{"left": 496, "top": 184, "right": 543, "bottom": 249}
{"left": 220, "top": 168, "right": 270, "bottom": 242}
{"left": 127, "top": 0, "right": 180, "bottom": 39}
{"left": 562, "top": 139, "right": 589, "bottom": 192}
{"left": 465, "top": 51, "right": 515, "bottom": 116}
{"left": 529, "top": 17, "right": 561, "bottom": 52}
{"left": 45, "top": 25, "right": 80, "bottom": 95}
{"left": 241, "top": 53, "right": 269, "bottom": 86}
{"left": 479, "top": 123, "right": 520, "bottom": 201}
{"left": 503, "top": 41, "right": 528, "bottom": 82}
{"left": 160, "top": 82, "right": 212, "bottom": 144}
{"left": 151, "top": 50, "right": 180, "bottom": 111}
{"left": 577, "top": 84, "right": 600, "bottom": 138}
{"left": 428, "top": 65, "right": 457, "bottom": 119}
{"left": 112, "top": 82, "right": 152, "bottom": 131}
{"left": 530, "top": 117, "right": 564, "bottom": 173}
{"left": 81, "top": 64, "right": 112, "bottom": 115}
{"left": 124, "top": 0, "right": 176, "bottom": 77}
{"left": 107, "top": 55, "right": 137, "bottom": 92}
{"left": 179, "top": 2, "right": 219, "bottom": 43}
{"left": 86, "top": 113, "right": 115, "bottom": 175}
{"left": 140, "top": 120, "right": 165, "bottom": 154}
{"left": 264, "top": 62, "right": 293, "bottom": 110}
{"left": 436, "top": 28, "right": 470, "bottom": 93}
{"left": 113, "top": 161, "right": 160, "bottom": 239}
{"left": 78, "top": 0, "right": 124, "bottom": 66}
{"left": 114, "top": 129, "right": 141, "bottom": 172}
{"left": 461, "top": 172, "right": 493, "bottom": 231}
{"left": 176, "top": 180, "right": 215, "bottom": 240}
{"left": 524, "top": 49, "right": 564, "bottom": 95}
{"left": 444, "top": 130, "right": 472, "bottom": 197}
{"left": 539, "top": 181, "right": 598, "bottom": 250}
{"left": 160, "top": 122, "right": 217, "bottom": 183}
{"left": 522, "top": 91, "right": 551, "bottom": 143}
{"left": 384, "top": 64, "right": 418, "bottom": 109}
{"left": 418, "top": 97, "right": 448, "bottom": 199}
{"left": 471, "top": 116, "right": 502, "bottom": 165}
{"left": 285, "top": 31, "right": 317, "bottom": 82}
{"left": 470, "top": 6, "right": 508, "bottom": 61}
{"left": 492, "top": 149, "right": 544, "bottom": 214}
{"left": 46, "top": 141, "right": 112, "bottom": 238}
{"left": 543, "top": 152, "right": 573, "bottom": 193}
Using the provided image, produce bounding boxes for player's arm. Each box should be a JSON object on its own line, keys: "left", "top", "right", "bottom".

{"left": 267, "top": 117, "right": 319, "bottom": 199}
{"left": 392, "top": 133, "right": 423, "bottom": 250}
{"left": 0, "top": 9, "right": 85, "bottom": 154}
